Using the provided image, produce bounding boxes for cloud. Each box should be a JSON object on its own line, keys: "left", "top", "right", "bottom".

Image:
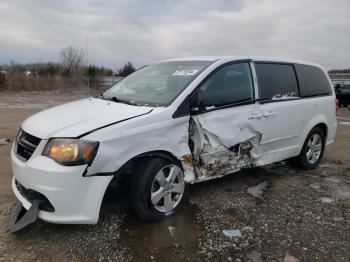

{"left": 0, "top": 0, "right": 349, "bottom": 69}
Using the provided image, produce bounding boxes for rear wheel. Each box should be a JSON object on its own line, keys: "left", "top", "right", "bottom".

{"left": 130, "top": 158, "right": 190, "bottom": 220}
{"left": 296, "top": 127, "right": 325, "bottom": 170}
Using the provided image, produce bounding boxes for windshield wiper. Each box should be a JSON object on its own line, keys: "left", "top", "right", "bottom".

{"left": 97, "top": 94, "right": 136, "bottom": 106}
{"left": 97, "top": 94, "right": 142, "bottom": 106}
{"left": 111, "top": 96, "right": 136, "bottom": 106}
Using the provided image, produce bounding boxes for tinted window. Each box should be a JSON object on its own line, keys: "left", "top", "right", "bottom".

{"left": 255, "top": 63, "right": 299, "bottom": 100}
{"left": 295, "top": 64, "right": 332, "bottom": 97}
{"left": 198, "top": 63, "right": 253, "bottom": 107}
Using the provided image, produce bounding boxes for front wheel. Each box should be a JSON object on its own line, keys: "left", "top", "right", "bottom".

{"left": 130, "top": 158, "right": 190, "bottom": 221}
{"left": 296, "top": 127, "right": 325, "bottom": 170}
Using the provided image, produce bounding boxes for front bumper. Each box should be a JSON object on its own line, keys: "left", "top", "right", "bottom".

{"left": 11, "top": 141, "right": 113, "bottom": 224}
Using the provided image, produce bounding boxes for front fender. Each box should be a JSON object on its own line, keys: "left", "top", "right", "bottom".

{"left": 83, "top": 116, "right": 193, "bottom": 179}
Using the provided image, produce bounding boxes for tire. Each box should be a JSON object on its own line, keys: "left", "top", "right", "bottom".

{"left": 129, "top": 157, "right": 190, "bottom": 221}
{"left": 296, "top": 127, "right": 326, "bottom": 170}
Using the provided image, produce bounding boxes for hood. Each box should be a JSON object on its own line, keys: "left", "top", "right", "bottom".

{"left": 21, "top": 98, "right": 153, "bottom": 139}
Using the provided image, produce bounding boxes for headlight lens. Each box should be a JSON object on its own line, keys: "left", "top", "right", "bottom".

{"left": 42, "top": 138, "right": 99, "bottom": 166}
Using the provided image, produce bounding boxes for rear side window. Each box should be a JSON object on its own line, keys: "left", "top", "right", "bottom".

{"left": 295, "top": 64, "right": 332, "bottom": 97}
{"left": 255, "top": 63, "right": 299, "bottom": 100}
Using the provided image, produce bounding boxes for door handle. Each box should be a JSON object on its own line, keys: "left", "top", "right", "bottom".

{"left": 248, "top": 113, "right": 262, "bottom": 120}
{"left": 263, "top": 111, "right": 276, "bottom": 118}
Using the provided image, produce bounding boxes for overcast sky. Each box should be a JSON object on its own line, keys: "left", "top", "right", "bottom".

{"left": 0, "top": 0, "right": 349, "bottom": 69}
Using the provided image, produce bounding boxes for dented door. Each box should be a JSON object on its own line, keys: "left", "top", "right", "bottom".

{"left": 189, "top": 62, "right": 264, "bottom": 181}
{"left": 190, "top": 104, "right": 263, "bottom": 180}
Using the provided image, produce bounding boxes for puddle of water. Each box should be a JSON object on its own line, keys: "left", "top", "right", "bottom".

{"left": 310, "top": 175, "right": 350, "bottom": 201}
{"left": 247, "top": 250, "right": 263, "bottom": 262}
{"left": 247, "top": 181, "right": 268, "bottom": 198}
{"left": 120, "top": 205, "right": 202, "bottom": 261}
{"left": 320, "top": 197, "right": 335, "bottom": 203}
{"left": 325, "top": 176, "right": 341, "bottom": 183}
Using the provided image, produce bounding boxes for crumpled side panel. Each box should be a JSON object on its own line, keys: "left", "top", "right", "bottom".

{"left": 189, "top": 115, "right": 262, "bottom": 181}
{"left": 193, "top": 111, "right": 262, "bottom": 148}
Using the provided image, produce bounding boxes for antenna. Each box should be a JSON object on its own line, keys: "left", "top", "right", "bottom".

{"left": 85, "top": 37, "right": 89, "bottom": 97}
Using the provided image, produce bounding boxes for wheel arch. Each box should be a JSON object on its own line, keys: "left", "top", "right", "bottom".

{"left": 134, "top": 150, "right": 184, "bottom": 168}
{"left": 313, "top": 122, "right": 328, "bottom": 139}
{"left": 298, "top": 115, "right": 329, "bottom": 155}
{"left": 120, "top": 150, "right": 184, "bottom": 177}
{"left": 104, "top": 150, "right": 184, "bottom": 194}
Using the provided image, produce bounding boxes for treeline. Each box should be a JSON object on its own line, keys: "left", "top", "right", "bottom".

{"left": 0, "top": 63, "right": 129, "bottom": 92}
{"left": 0, "top": 62, "right": 114, "bottom": 78}
{"left": 0, "top": 46, "right": 136, "bottom": 92}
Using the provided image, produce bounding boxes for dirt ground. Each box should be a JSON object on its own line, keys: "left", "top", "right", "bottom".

{"left": 0, "top": 92, "right": 349, "bottom": 261}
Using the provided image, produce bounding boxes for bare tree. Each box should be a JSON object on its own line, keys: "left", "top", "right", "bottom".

{"left": 59, "top": 46, "right": 85, "bottom": 75}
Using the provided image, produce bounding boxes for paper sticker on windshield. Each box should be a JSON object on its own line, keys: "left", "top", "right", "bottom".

{"left": 173, "top": 70, "right": 198, "bottom": 76}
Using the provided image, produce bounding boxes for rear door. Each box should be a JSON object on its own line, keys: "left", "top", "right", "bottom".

{"left": 253, "top": 62, "right": 305, "bottom": 163}
{"left": 294, "top": 63, "right": 336, "bottom": 144}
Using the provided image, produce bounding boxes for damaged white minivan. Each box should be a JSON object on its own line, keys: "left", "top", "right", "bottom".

{"left": 10, "top": 56, "right": 337, "bottom": 231}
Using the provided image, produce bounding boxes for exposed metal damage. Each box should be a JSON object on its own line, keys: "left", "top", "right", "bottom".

{"left": 183, "top": 115, "right": 262, "bottom": 183}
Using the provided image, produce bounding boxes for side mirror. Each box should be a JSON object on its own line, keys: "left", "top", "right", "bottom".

{"left": 190, "top": 106, "right": 199, "bottom": 113}
{"left": 190, "top": 102, "right": 206, "bottom": 114}
{"left": 189, "top": 89, "right": 207, "bottom": 114}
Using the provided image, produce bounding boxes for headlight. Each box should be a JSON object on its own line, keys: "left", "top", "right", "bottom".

{"left": 42, "top": 138, "right": 99, "bottom": 166}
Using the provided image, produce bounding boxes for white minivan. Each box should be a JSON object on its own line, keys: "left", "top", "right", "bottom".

{"left": 9, "top": 56, "right": 337, "bottom": 230}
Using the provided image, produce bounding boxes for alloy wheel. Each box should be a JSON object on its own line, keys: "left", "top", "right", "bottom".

{"left": 151, "top": 165, "right": 185, "bottom": 213}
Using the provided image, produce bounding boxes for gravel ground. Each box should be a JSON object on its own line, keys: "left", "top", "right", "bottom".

{"left": 0, "top": 92, "right": 349, "bottom": 261}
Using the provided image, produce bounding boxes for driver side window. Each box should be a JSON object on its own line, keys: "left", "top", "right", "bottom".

{"left": 198, "top": 63, "right": 254, "bottom": 107}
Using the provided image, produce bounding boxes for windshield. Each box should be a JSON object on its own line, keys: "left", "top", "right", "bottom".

{"left": 102, "top": 60, "right": 213, "bottom": 106}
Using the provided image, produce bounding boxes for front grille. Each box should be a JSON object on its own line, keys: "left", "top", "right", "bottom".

{"left": 15, "top": 129, "right": 41, "bottom": 162}
{"left": 15, "top": 180, "right": 55, "bottom": 212}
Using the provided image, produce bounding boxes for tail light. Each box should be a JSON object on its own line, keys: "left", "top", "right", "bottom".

{"left": 335, "top": 98, "right": 340, "bottom": 115}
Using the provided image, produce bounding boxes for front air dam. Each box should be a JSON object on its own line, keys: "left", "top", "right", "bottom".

{"left": 8, "top": 200, "right": 39, "bottom": 232}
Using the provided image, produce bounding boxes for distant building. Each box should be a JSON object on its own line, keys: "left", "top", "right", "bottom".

{"left": 328, "top": 73, "right": 350, "bottom": 86}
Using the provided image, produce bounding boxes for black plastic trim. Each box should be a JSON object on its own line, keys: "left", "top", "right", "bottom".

{"left": 254, "top": 60, "right": 298, "bottom": 66}
{"left": 85, "top": 172, "right": 115, "bottom": 177}
{"left": 15, "top": 180, "right": 55, "bottom": 212}
{"left": 172, "top": 96, "right": 191, "bottom": 118}
{"left": 300, "top": 93, "right": 332, "bottom": 98}
{"left": 15, "top": 130, "right": 41, "bottom": 162}
{"left": 8, "top": 201, "right": 39, "bottom": 232}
